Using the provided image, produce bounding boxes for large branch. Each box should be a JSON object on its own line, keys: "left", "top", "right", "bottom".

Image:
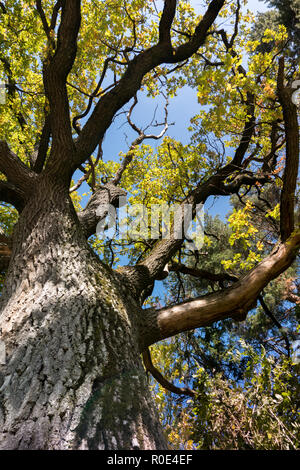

{"left": 142, "top": 347, "right": 195, "bottom": 397}
{"left": 0, "top": 228, "right": 12, "bottom": 272}
{"left": 73, "top": 0, "right": 225, "bottom": 168}
{"left": 77, "top": 184, "right": 126, "bottom": 238}
{"left": 0, "top": 141, "right": 36, "bottom": 193}
{"left": 169, "top": 262, "right": 238, "bottom": 284}
{"left": 30, "top": 114, "right": 51, "bottom": 174}
{"left": 159, "top": 0, "right": 177, "bottom": 45}
{"left": 119, "top": 93, "right": 257, "bottom": 296}
{"left": 277, "top": 58, "right": 299, "bottom": 241}
{"left": 46, "top": 0, "right": 81, "bottom": 83}
{"left": 0, "top": 180, "right": 25, "bottom": 212}
{"left": 42, "top": 0, "right": 81, "bottom": 177}
{"left": 139, "top": 231, "right": 300, "bottom": 351}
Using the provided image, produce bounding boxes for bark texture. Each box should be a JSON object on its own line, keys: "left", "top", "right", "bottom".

{"left": 0, "top": 176, "right": 166, "bottom": 450}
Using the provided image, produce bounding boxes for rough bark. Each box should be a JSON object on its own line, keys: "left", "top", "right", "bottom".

{"left": 0, "top": 1, "right": 298, "bottom": 451}
{"left": 0, "top": 176, "right": 167, "bottom": 450}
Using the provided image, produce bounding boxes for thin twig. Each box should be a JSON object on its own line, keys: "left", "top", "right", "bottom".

{"left": 142, "top": 348, "right": 196, "bottom": 398}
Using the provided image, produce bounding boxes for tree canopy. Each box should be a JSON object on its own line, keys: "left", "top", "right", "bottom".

{"left": 0, "top": 0, "right": 299, "bottom": 450}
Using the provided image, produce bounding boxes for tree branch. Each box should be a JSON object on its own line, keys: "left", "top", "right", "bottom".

{"left": 0, "top": 141, "right": 36, "bottom": 193}
{"left": 139, "top": 231, "right": 300, "bottom": 350}
{"left": 158, "top": 0, "right": 176, "bottom": 45}
{"left": 169, "top": 262, "right": 238, "bottom": 283}
{"left": 142, "top": 347, "right": 196, "bottom": 398}
{"left": 30, "top": 114, "right": 51, "bottom": 174}
{"left": 42, "top": 0, "right": 81, "bottom": 177}
{"left": 111, "top": 94, "right": 169, "bottom": 185}
{"left": 77, "top": 184, "right": 126, "bottom": 238}
{"left": 36, "top": 1, "right": 51, "bottom": 41}
{"left": 277, "top": 57, "right": 299, "bottom": 241}
{"left": 50, "top": 0, "right": 63, "bottom": 31}
{"left": 170, "top": 0, "right": 225, "bottom": 63}
{"left": 258, "top": 294, "right": 290, "bottom": 357}
{"left": 73, "top": 0, "right": 225, "bottom": 168}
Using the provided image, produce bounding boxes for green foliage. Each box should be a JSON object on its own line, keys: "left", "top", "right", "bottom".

{"left": 0, "top": 0, "right": 299, "bottom": 450}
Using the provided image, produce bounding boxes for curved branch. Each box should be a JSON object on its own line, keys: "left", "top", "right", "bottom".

{"left": 277, "top": 57, "right": 299, "bottom": 241}
{"left": 74, "top": 0, "right": 225, "bottom": 168}
{"left": 170, "top": 0, "right": 225, "bottom": 63}
{"left": 72, "top": 54, "right": 117, "bottom": 134}
{"left": 169, "top": 262, "right": 238, "bottom": 284}
{"left": 77, "top": 183, "right": 126, "bottom": 238}
{"left": 139, "top": 231, "right": 300, "bottom": 350}
{"left": 0, "top": 181, "right": 25, "bottom": 212}
{"left": 70, "top": 140, "right": 103, "bottom": 193}
{"left": 142, "top": 348, "right": 196, "bottom": 398}
{"left": 30, "top": 114, "right": 51, "bottom": 174}
{"left": 258, "top": 295, "right": 290, "bottom": 357}
{"left": 36, "top": 1, "right": 51, "bottom": 41}
{"left": 111, "top": 94, "right": 169, "bottom": 185}
{"left": 43, "top": 0, "right": 81, "bottom": 177}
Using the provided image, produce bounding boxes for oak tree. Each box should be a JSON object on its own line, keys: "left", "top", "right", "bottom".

{"left": 0, "top": 0, "right": 299, "bottom": 450}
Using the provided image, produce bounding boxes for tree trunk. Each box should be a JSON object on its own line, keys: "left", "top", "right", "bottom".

{"left": 0, "top": 176, "right": 167, "bottom": 450}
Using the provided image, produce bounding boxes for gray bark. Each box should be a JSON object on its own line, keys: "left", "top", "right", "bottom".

{"left": 0, "top": 176, "right": 167, "bottom": 450}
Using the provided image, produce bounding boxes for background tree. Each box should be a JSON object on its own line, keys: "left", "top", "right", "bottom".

{"left": 0, "top": 0, "right": 299, "bottom": 450}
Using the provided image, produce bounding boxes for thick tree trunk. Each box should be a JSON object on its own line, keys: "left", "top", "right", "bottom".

{"left": 0, "top": 176, "right": 167, "bottom": 450}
